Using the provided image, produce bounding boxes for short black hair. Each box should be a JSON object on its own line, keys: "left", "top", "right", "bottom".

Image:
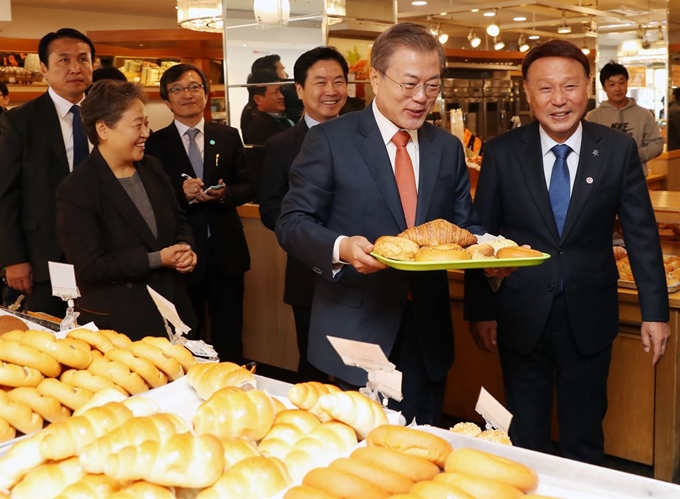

{"left": 0, "top": 82, "right": 8, "bottom": 97}
{"left": 673, "top": 88, "right": 680, "bottom": 101}
{"left": 522, "top": 39, "right": 590, "bottom": 81}
{"left": 247, "top": 70, "right": 281, "bottom": 100}
{"left": 293, "top": 46, "right": 349, "bottom": 87}
{"left": 599, "top": 61, "right": 628, "bottom": 86}
{"left": 251, "top": 55, "right": 281, "bottom": 73}
{"left": 38, "top": 28, "right": 95, "bottom": 67}
{"left": 92, "top": 66, "right": 127, "bottom": 83}
{"left": 159, "top": 63, "right": 210, "bottom": 101}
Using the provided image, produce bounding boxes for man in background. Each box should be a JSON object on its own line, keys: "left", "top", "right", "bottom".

{"left": 0, "top": 82, "right": 9, "bottom": 114}
{"left": 666, "top": 88, "right": 680, "bottom": 151}
{"left": 276, "top": 23, "right": 484, "bottom": 425}
{"left": 586, "top": 61, "right": 663, "bottom": 176}
{"left": 0, "top": 28, "right": 94, "bottom": 317}
{"left": 260, "top": 46, "right": 349, "bottom": 381}
{"left": 466, "top": 40, "right": 669, "bottom": 465}
{"left": 145, "top": 64, "right": 254, "bottom": 363}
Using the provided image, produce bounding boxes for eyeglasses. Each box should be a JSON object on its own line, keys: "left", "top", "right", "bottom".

{"left": 381, "top": 73, "right": 442, "bottom": 97}
{"left": 168, "top": 83, "right": 204, "bottom": 95}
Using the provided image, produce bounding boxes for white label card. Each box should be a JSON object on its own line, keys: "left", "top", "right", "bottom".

{"left": 326, "top": 336, "right": 394, "bottom": 372}
{"left": 374, "top": 369, "right": 403, "bottom": 402}
{"left": 48, "top": 261, "right": 80, "bottom": 299}
{"left": 146, "top": 285, "right": 191, "bottom": 336}
{"left": 475, "top": 386, "right": 513, "bottom": 432}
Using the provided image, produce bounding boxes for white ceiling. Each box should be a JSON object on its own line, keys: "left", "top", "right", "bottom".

{"left": 9, "top": 0, "right": 679, "bottom": 49}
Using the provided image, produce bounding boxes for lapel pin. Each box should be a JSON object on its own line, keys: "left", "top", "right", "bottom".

{"left": 592, "top": 149, "right": 599, "bottom": 157}
{"left": 586, "top": 177, "right": 594, "bottom": 184}
{"left": 209, "top": 139, "right": 216, "bottom": 146}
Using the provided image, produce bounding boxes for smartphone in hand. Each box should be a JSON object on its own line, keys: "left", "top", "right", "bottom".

{"left": 205, "top": 184, "right": 226, "bottom": 191}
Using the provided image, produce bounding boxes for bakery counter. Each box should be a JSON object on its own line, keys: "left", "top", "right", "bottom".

{"left": 649, "top": 150, "right": 680, "bottom": 191}
{"left": 445, "top": 270, "right": 680, "bottom": 483}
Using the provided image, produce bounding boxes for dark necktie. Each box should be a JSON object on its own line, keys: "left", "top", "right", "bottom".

{"left": 185, "top": 128, "right": 203, "bottom": 180}
{"left": 392, "top": 130, "right": 417, "bottom": 228}
{"left": 548, "top": 144, "right": 572, "bottom": 237}
{"left": 70, "top": 105, "right": 88, "bottom": 169}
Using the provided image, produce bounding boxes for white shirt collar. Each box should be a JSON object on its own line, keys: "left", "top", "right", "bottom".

{"left": 303, "top": 114, "right": 321, "bottom": 129}
{"left": 48, "top": 87, "right": 85, "bottom": 118}
{"left": 539, "top": 122, "right": 583, "bottom": 158}
{"left": 174, "top": 117, "right": 205, "bottom": 137}
{"left": 372, "top": 99, "right": 419, "bottom": 148}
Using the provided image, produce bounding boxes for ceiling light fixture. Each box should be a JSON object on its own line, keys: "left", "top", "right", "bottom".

{"left": 177, "top": 0, "right": 222, "bottom": 32}
{"left": 487, "top": 9, "right": 500, "bottom": 37}
{"left": 253, "top": 0, "right": 290, "bottom": 25}
{"left": 581, "top": 39, "right": 590, "bottom": 55}
{"left": 528, "top": 34, "right": 540, "bottom": 40}
{"left": 513, "top": 17, "right": 526, "bottom": 22}
{"left": 518, "top": 35, "right": 529, "bottom": 52}
{"left": 557, "top": 11, "right": 571, "bottom": 34}
{"left": 584, "top": 17, "right": 598, "bottom": 38}
{"left": 467, "top": 29, "right": 481, "bottom": 48}
{"left": 483, "top": 11, "right": 496, "bottom": 17}
{"left": 494, "top": 36, "right": 505, "bottom": 51}
{"left": 411, "top": 1, "right": 427, "bottom": 5}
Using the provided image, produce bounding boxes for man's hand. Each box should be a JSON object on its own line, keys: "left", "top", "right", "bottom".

{"left": 469, "top": 320, "right": 498, "bottom": 353}
{"left": 483, "top": 267, "right": 516, "bottom": 278}
{"left": 640, "top": 321, "right": 670, "bottom": 366}
{"left": 182, "top": 178, "right": 205, "bottom": 203}
{"left": 5, "top": 262, "right": 33, "bottom": 295}
{"left": 202, "top": 178, "right": 226, "bottom": 203}
{"left": 339, "top": 236, "right": 388, "bottom": 274}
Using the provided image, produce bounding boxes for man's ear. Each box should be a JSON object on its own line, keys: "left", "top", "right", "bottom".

{"left": 253, "top": 94, "right": 263, "bottom": 108}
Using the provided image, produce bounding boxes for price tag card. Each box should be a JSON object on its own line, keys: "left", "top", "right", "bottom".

{"left": 146, "top": 285, "right": 191, "bottom": 336}
{"left": 327, "top": 336, "right": 394, "bottom": 372}
{"left": 374, "top": 369, "right": 403, "bottom": 402}
{"left": 475, "top": 386, "right": 513, "bottom": 433}
{"left": 48, "top": 261, "right": 80, "bottom": 299}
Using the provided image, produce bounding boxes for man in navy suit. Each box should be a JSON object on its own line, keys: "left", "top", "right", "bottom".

{"left": 276, "top": 23, "right": 484, "bottom": 425}
{"left": 0, "top": 28, "right": 94, "bottom": 317}
{"left": 260, "top": 46, "right": 349, "bottom": 381}
{"left": 465, "top": 40, "right": 670, "bottom": 464}
{"left": 145, "top": 64, "right": 254, "bottom": 363}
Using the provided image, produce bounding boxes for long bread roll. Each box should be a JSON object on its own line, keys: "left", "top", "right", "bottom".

{"left": 259, "top": 409, "right": 321, "bottom": 460}
{"left": 60, "top": 369, "right": 127, "bottom": 396}
{"left": 287, "top": 382, "right": 340, "bottom": 422}
{"left": 0, "top": 389, "right": 43, "bottom": 434}
{"left": 366, "top": 424, "right": 453, "bottom": 468}
{"left": 10, "top": 457, "right": 85, "bottom": 499}
{"left": 350, "top": 446, "right": 439, "bottom": 482}
{"left": 7, "top": 386, "right": 71, "bottom": 423}
{"left": 328, "top": 457, "right": 414, "bottom": 494}
{"left": 87, "top": 356, "right": 148, "bottom": 395}
{"left": 105, "top": 348, "right": 168, "bottom": 388}
{"left": 195, "top": 456, "right": 289, "bottom": 499}
{"left": 107, "top": 482, "right": 175, "bottom": 499}
{"left": 410, "top": 480, "right": 477, "bottom": 499}
{"left": 220, "top": 437, "right": 261, "bottom": 469}
{"left": 318, "top": 390, "right": 388, "bottom": 440}
{"left": 19, "top": 330, "right": 92, "bottom": 369}
{"left": 283, "top": 485, "right": 341, "bottom": 499}
{"left": 186, "top": 362, "right": 255, "bottom": 400}
{"left": 37, "top": 378, "right": 94, "bottom": 410}
{"left": 53, "top": 474, "right": 123, "bottom": 499}
{"left": 128, "top": 341, "right": 184, "bottom": 381}
{"left": 434, "top": 472, "right": 525, "bottom": 499}
{"left": 0, "top": 361, "right": 43, "bottom": 387}
{"left": 103, "top": 433, "right": 225, "bottom": 488}
{"left": 0, "top": 339, "right": 61, "bottom": 377}
{"left": 0, "top": 418, "right": 15, "bottom": 443}
{"left": 302, "top": 467, "right": 390, "bottom": 499}
{"left": 140, "top": 336, "right": 196, "bottom": 372}
{"left": 0, "top": 433, "right": 47, "bottom": 492}
{"left": 66, "top": 329, "right": 114, "bottom": 354}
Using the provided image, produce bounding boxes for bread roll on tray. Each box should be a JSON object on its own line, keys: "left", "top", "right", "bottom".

{"left": 350, "top": 446, "right": 440, "bottom": 482}
{"left": 415, "top": 244, "right": 471, "bottom": 262}
{"left": 302, "top": 467, "right": 390, "bottom": 499}
{"left": 366, "top": 424, "right": 452, "bottom": 468}
{"left": 373, "top": 236, "right": 420, "bottom": 261}
{"left": 496, "top": 246, "right": 543, "bottom": 259}
{"left": 444, "top": 448, "right": 538, "bottom": 493}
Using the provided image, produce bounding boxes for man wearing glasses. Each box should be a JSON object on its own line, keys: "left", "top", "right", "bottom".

{"left": 145, "top": 64, "right": 255, "bottom": 364}
{"left": 276, "top": 23, "right": 483, "bottom": 425}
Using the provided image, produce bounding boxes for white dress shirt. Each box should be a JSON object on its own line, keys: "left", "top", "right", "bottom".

{"left": 174, "top": 117, "right": 206, "bottom": 164}
{"left": 539, "top": 122, "right": 583, "bottom": 195}
{"left": 48, "top": 87, "right": 91, "bottom": 172}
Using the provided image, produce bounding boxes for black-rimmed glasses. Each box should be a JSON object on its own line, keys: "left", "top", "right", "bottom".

{"left": 168, "top": 84, "right": 204, "bottom": 95}
{"left": 381, "top": 73, "right": 442, "bottom": 97}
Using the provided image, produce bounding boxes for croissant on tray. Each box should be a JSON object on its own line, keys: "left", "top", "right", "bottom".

{"left": 399, "top": 219, "right": 477, "bottom": 247}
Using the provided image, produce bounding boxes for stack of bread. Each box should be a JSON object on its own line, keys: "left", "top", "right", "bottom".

{"left": 450, "top": 422, "right": 513, "bottom": 445}
{"left": 0, "top": 326, "right": 195, "bottom": 444}
{"left": 373, "top": 219, "right": 543, "bottom": 262}
{"left": 616, "top": 253, "right": 680, "bottom": 289}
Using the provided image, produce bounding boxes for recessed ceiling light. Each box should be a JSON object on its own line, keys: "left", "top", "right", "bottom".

{"left": 483, "top": 11, "right": 496, "bottom": 17}
{"left": 440, "top": 12, "right": 447, "bottom": 15}
{"left": 528, "top": 34, "right": 540, "bottom": 40}
{"left": 471, "top": 9, "right": 479, "bottom": 13}
{"left": 411, "top": 1, "right": 427, "bottom": 5}
{"left": 513, "top": 17, "right": 526, "bottom": 22}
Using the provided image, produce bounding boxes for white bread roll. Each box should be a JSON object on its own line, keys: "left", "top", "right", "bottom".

{"left": 0, "top": 433, "right": 47, "bottom": 491}
{"left": 11, "top": 457, "right": 85, "bottom": 499}
{"left": 0, "top": 339, "right": 61, "bottom": 377}
{"left": 186, "top": 362, "right": 255, "bottom": 400}
{"left": 0, "top": 389, "right": 43, "bottom": 434}
{"left": 53, "top": 474, "right": 122, "bottom": 499}
{"left": 0, "top": 361, "right": 43, "bottom": 387}
{"left": 8, "top": 387, "right": 71, "bottom": 423}
{"left": 107, "top": 481, "right": 175, "bottom": 499}
{"left": 318, "top": 390, "right": 388, "bottom": 440}
{"left": 195, "top": 456, "right": 289, "bottom": 499}
{"left": 259, "top": 409, "right": 321, "bottom": 460}
{"left": 287, "top": 382, "right": 341, "bottom": 423}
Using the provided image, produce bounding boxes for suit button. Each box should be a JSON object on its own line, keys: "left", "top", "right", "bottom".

{"left": 557, "top": 248, "right": 565, "bottom": 255}
{"left": 547, "top": 284, "right": 555, "bottom": 292}
{"left": 126, "top": 283, "right": 133, "bottom": 289}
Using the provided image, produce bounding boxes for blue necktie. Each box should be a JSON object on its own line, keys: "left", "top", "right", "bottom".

{"left": 70, "top": 105, "right": 88, "bottom": 169}
{"left": 186, "top": 128, "right": 203, "bottom": 180}
{"left": 549, "top": 144, "right": 572, "bottom": 236}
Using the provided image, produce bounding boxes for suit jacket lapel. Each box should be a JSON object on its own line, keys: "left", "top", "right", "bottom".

{"left": 561, "top": 121, "right": 603, "bottom": 240}
{"left": 40, "top": 94, "right": 69, "bottom": 174}
{"left": 517, "top": 122, "right": 561, "bottom": 241}
{"left": 95, "top": 149, "right": 159, "bottom": 250}
{"left": 414, "top": 124, "right": 441, "bottom": 226}
{"left": 164, "top": 125, "right": 198, "bottom": 180}
{"left": 355, "top": 107, "right": 406, "bottom": 230}
{"left": 137, "top": 163, "right": 173, "bottom": 246}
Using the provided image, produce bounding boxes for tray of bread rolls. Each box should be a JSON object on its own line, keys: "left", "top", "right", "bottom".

{"left": 615, "top": 248, "right": 680, "bottom": 293}
{"left": 371, "top": 219, "right": 549, "bottom": 271}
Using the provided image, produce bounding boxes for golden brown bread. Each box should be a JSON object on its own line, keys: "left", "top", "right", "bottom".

{"left": 258, "top": 409, "right": 321, "bottom": 460}
{"left": 60, "top": 369, "right": 127, "bottom": 396}
{"left": 0, "top": 432, "right": 48, "bottom": 491}
{"left": 318, "top": 390, "right": 388, "bottom": 440}
{"left": 0, "top": 361, "right": 43, "bottom": 387}
{"left": 435, "top": 472, "right": 525, "bottom": 499}
{"left": 220, "top": 437, "right": 261, "bottom": 469}
{"left": 0, "top": 389, "right": 43, "bottom": 434}
{"left": 399, "top": 219, "right": 477, "bottom": 247}
{"left": 486, "top": 238, "right": 518, "bottom": 254}
{"left": 105, "top": 348, "right": 168, "bottom": 388}
{"left": 0, "top": 418, "right": 16, "bottom": 443}
{"left": 466, "top": 243, "right": 496, "bottom": 260}
{"left": 128, "top": 341, "right": 184, "bottom": 381}
{"left": 449, "top": 422, "right": 482, "bottom": 437}
{"left": 444, "top": 448, "right": 538, "bottom": 493}
{"left": 19, "top": 330, "right": 92, "bottom": 370}
{"left": 415, "top": 244, "right": 471, "bottom": 262}
{"left": 350, "top": 446, "right": 440, "bottom": 482}
{"left": 283, "top": 485, "right": 341, "bottom": 499}
{"left": 0, "top": 315, "right": 28, "bottom": 336}
{"left": 140, "top": 336, "right": 196, "bottom": 373}
{"left": 302, "top": 467, "right": 390, "bottom": 499}
{"left": 192, "top": 386, "right": 276, "bottom": 441}
{"left": 194, "top": 456, "right": 289, "bottom": 499}
{"left": 366, "top": 424, "right": 453, "bottom": 468}
{"left": 496, "top": 246, "right": 543, "bottom": 259}
{"left": 72, "top": 387, "right": 128, "bottom": 416}
{"left": 410, "top": 480, "right": 477, "bottom": 499}
{"left": 7, "top": 386, "right": 71, "bottom": 423}
{"left": 329, "top": 457, "right": 414, "bottom": 494}
{"left": 53, "top": 474, "right": 122, "bottom": 499}
{"left": 287, "top": 381, "right": 341, "bottom": 423}
{"left": 186, "top": 362, "right": 255, "bottom": 400}
{"left": 103, "top": 433, "right": 225, "bottom": 488}
{"left": 37, "top": 378, "right": 94, "bottom": 410}
{"left": 10, "top": 457, "right": 85, "bottom": 499}
{"left": 0, "top": 339, "right": 62, "bottom": 377}
{"left": 107, "top": 481, "right": 175, "bottom": 499}
{"left": 66, "top": 329, "right": 114, "bottom": 354}
{"left": 87, "top": 356, "right": 149, "bottom": 395}
{"left": 98, "top": 329, "right": 132, "bottom": 349}
{"left": 373, "top": 236, "right": 420, "bottom": 261}
{"left": 477, "top": 428, "right": 512, "bottom": 445}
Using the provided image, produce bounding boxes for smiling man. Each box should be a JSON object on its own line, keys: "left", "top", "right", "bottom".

{"left": 585, "top": 62, "right": 663, "bottom": 176}
{"left": 276, "top": 24, "right": 484, "bottom": 425}
{"left": 259, "top": 46, "right": 349, "bottom": 382}
{"left": 0, "top": 28, "right": 94, "bottom": 317}
{"left": 145, "top": 64, "right": 255, "bottom": 363}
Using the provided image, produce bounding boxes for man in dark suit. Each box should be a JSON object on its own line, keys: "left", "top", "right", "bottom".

{"left": 464, "top": 40, "right": 670, "bottom": 464}
{"left": 276, "top": 23, "right": 484, "bottom": 425}
{"left": 0, "top": 28, "right": 94, "bottom": 317}
{"left": 260, "top": 46, "right": 349, "bottom": 381}
{"left": 145, "top": 64, "right": 255, "bottom": 363}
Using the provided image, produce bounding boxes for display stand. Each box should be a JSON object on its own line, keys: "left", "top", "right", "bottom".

{"left": 47, "top": 262, "right": 80, "bottom": 331}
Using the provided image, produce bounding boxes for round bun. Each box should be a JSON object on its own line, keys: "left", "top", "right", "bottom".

{"left": 366, "top": 424, "right": 453, "bottom": 468}
{"left": 373, "top": 236, "right": 420, "bottom": 261}
{"left": 613, "top": 246, "right": 628, "bottom": 261}
{"left": 477, "top": 429, "right": 512, "bottom": 445}
{"left": 444, "top": 448, "right": 538, "bottom": 493}
{"left": 0, "top": 315, "right": 28, "bottom": 336}
{"left": 496, "top": 247, "right": 543, "bottom": 259}
{"left": 415, "top": 244, "right": 471, "bottom": 262}
{"left": 450, "top": 422, "right": 482, "bottom": 437}
{"left": 466, "top": 244, "right": 495, "bottom": 260}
